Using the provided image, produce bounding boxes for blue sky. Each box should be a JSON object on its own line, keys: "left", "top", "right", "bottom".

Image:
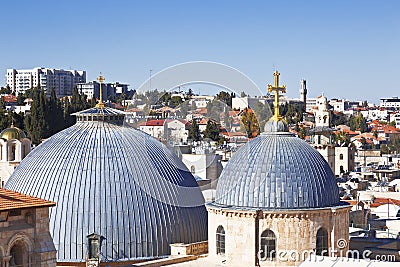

{"left": 0, "top": 0, "right": 399, "bottom": 104}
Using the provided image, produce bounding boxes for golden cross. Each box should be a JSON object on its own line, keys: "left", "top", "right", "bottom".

{"left": 96, "top": 73, "right": 105, "bottom": 108}
{"left": 267, "top": 71, "right": 286, "bottom": 121}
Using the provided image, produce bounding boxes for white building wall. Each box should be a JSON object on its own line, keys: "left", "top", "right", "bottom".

{"left": 381, "top": 97, "right": 400, "bottom": 108}
{"left": 6, "top": 67, "right": 86, "bottom": 97}
{"left": 139, "top": 125, "right": 165, "bottom": 139}
{"left": 232, "top": 97, "right": 268, "bottom": 111}
{"left": 335, "top": 147, "right": 355, "bottom": 176}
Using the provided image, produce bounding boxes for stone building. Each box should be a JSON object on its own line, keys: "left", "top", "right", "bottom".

{"left": 310, "top": 95, "right": 355, "bottom": 176}
{"left": 206, "top": 72, "right": 351, "bottom": 266}
{"left": 0, "top": 188, "right": 56, "bottom": 266}
{"left": 0, "top": 125, "right": 31, "bottom": 186}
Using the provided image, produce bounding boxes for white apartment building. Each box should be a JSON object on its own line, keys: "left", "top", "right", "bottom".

{"left": 359, "top": 108, "right": 389, "bottom": 121}
{"left": 76, "top": 81, "right": 128, "bottom": 101}
{"left": 231, "top": 96, "right": 270, "bottom": 111}
{"left": 6, "top": 67, "right": 86, "bottom": 97}
{"left": 390, "top": 112, "right": 400, "bottom": 129}
{"left": 380, "top": 97, "right": 400, "bottom": 109}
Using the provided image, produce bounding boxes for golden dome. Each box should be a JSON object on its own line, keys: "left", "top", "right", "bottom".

{"left": 0, "top": 126, "right": 26, "bottom": 141}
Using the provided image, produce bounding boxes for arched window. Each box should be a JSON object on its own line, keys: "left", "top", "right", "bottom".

{"left": 339, "top": 154, "right": 344, "bottom": 160}
{"left": 190, "top": 165, "right": 195, "bottom": 174}
{"left": 9, "top": 143, "right": 16, "bottom": 161}
{"left": 9, "top": 241, "right": 29, "bottom": 266}
{"left": 260, "top": 229, "right": 276, "bottom": 260}
{"left": 316, "top": 228, "right": 328, "bottom": 256}
{"left": 216, "top": 225, "right": 225, "bottom": 255}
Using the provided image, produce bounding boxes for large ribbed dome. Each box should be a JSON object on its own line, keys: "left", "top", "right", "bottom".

{"left": 215, "top": 132, "right": 340, "bottom": 209}
{"left": 6, "top": 107, "right": 207, "bottom": 262}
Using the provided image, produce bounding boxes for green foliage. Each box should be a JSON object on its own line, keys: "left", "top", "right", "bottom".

{"left": 188, "top": 119, "right": 201, "bottom": 141}
{"left": 24, "top": 87, "right": 49, "bottom": 144}
{"left": 349, "top": 113, "right": 368, "bottom": 132}
{"left": 380, "top": 144, "right": 390, "bottom": 154}
{"left": 331, "top": 112, "right": 348, "bottom": 126}
{"left": 203, "top": 120, "right": 220, "bottom": 141}
{"left": 240, "top": 108, "right": 259, "bottom": 138}
{"left": 299, "top": 127, "right": 307, "bottom": 139}
{"left": 253, "top": 101, "right": 270, "bottom": 130}
{"left": 386, "top": 136, "right": 400, "bottom": 154}
{"left": 373, "top": 130, "right": 378, "bottom": 139}
{"left": 216, "top": 91, "right": 235, "bottom": 107}
{"left": 0, "top": 108, "right": 24, "bottom": 132}
{"left": 335, "top": 131, "right": 351, "bottom": 146}
{"left": 169, "top": 96, "right": 183, "bottom": 108}
{"left": 23, "top": 86, "right": 91, "bottom": 144}
{"left": 280, "top": 103, "right": 303, "bottom": 125}
{"left": 240, "top": 91, "right": 247, "bottom": 97}
{"left": 0, "top": 85, "right": 12, "bottom": 95}
{"left": 206, "top": 99, "right": 225, "bottom": 121}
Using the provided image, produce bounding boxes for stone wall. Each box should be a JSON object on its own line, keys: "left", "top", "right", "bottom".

{"left": 207, "top": 205, "right": 351, "bottom": 267}
{"left": 170, "top": 241, "right": 208, "bottom": 256}
{"left": 0, "top": 207, "right": 56, "bottom": 267}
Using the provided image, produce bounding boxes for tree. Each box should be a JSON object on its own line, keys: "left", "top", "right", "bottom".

{"left": 373, "top": 130, "right": 378, "bottom": 139}
{"left": 169, "top": 96, "right": 183, "bottom": 108}
{"left": 253, "top": 101, "right": 270, "bottom": 131}
{"left": 187, "top": 88, "right": 194, "bottom": 97}
{"left": 388, "top": 136, "right": 400, "bottom": 154}
{"left": 16, "top": 93, "right": 25, "bottom": 105}
{"left": 203, "top": 120, "right": 220, "bottom": 141}
{"left": 240, "top": 91, "right": 247, "bottom": 98}
{"left": 47, "top": 88, "right": 64, "bottom": 135}
{"left": 349, "top": 113, "right": 368, "bottom": 133}
{"left": 240, "top": 108, "right": 259, "bottom": 138}
{"left": 0, "top": 85, "right": 11, "bottom": 95}
{"left": 335, "top": 131, "right": 351, "bottom": 146}
{"left": 188, "top": 119, "right": 201, "bottom": 141}
{"left": 216, "top": 91, "right": 235, "bottom": 107}
{"left": 299, "top": 127, "right": 307, "bottom": 139}
{"left": 331, "top": 112, "right": 348, "bottom": 126}
{"left": 24, "top": 87, "right": 49, "bottom": 144}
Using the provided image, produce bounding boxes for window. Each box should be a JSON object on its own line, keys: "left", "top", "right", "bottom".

{"left": 9, "top": 209, "right": 21, "bottom": 217}
{"left": 216, "top": 225, "right": 225, "bottom": 255}
{"left": 10, "top": 241, "right": 28, "bottom": 266}
{"left": 260, "top": 229, "right": 276, "bottom": 260}
{"left": 316, "top": 228, "right": 328, "bottom": 256}
{"left": 339, "top": 154, "right": 344, "bottom": 160}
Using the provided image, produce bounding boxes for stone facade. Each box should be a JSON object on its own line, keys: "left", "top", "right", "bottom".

{"left": 207, "top": 205, "right": 351, "bottom": 267}
{"left": 0, "top": 207, "right": 56, "bottom": 267}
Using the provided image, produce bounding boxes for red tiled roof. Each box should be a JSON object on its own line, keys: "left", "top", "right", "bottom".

{"left": 373, "top": 197, "right": 400, "bottom": 206}
{"left": 2, "top": 95, "right": 17, "bottom": 103}
{"left": 143, "top": 120, "right": 165, "bottom": 126}
{"left": 0, "top": 188, "right": 55, "bottom": 211}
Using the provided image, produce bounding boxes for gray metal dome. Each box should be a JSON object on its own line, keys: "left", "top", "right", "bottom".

{"left": 215, "top": 132, "right": 340, "bottom": 209}
{"left": 6, "top": 107, "right": 207, "bottom": 262}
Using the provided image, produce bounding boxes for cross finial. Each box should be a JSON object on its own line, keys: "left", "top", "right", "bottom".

{"left": 96, "top": 73, "right": 105, "bottom": 108}
{"left": 267, "top": 70, "right": 286, "bottom": 121}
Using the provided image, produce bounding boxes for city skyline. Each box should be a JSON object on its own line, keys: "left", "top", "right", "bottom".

{"left": 0, "top": 0, "right": 399, "bottom": 104}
